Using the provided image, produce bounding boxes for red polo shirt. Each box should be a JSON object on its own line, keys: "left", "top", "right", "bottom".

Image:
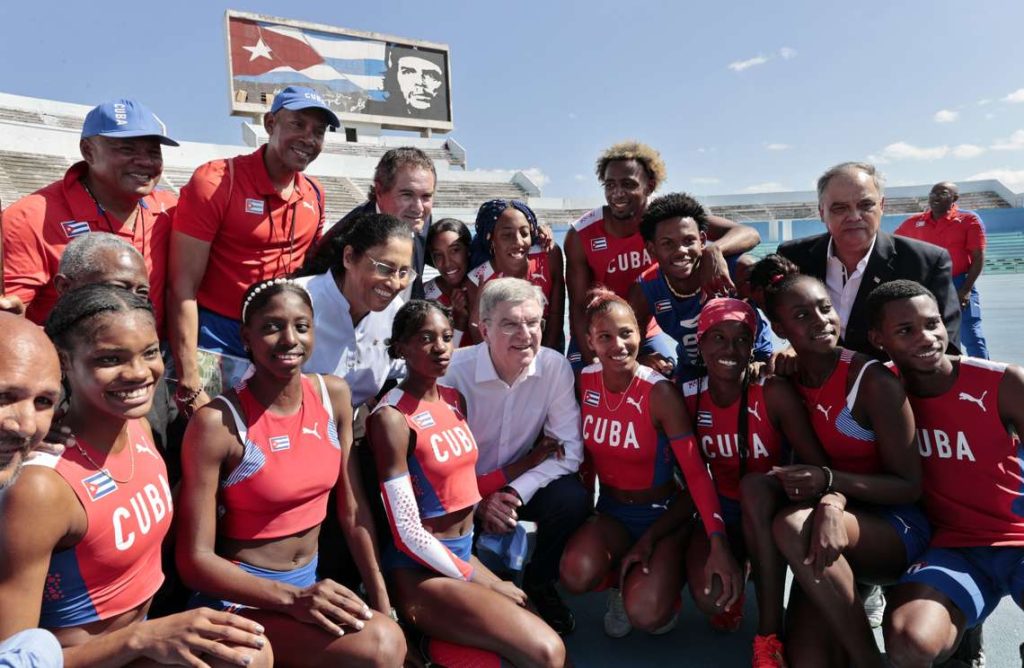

{"left": 172, "top": 146, "right": 324, "bottom": 319}
{"left": 895, "top": 205, "right": 986, "bottom": 276}
{"left": 1, "top": 161, "right": 174, "bottom": 331}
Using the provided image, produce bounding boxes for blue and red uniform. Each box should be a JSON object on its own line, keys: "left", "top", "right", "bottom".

{"left": 579, "top": 363, "right": 725, "bottom": 539}
{"left": 898, "top": 357, "right": 1024, "bottom": 626}
{"left": 25, "top": 420, "right": 173, "bottom": 627}
{"left": 422, "top": 278, "right": 471, "bottom": 348}
{"left": 467, "top": 245, "right": 554, "bottom": 320}
{"left": 374, "top": 385, "right": 480, "bottom": 579}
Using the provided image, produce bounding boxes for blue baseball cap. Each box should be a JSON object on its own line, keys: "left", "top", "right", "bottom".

{"left": 81, "top": 99, "right": 179, "bottom": 146}
{"left": 270, "top": 86, "right": 340, "bottom": 128}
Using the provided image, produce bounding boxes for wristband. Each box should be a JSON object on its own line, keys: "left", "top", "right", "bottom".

{"left": 820, "top": 466, "right": 834, "bottom": 495}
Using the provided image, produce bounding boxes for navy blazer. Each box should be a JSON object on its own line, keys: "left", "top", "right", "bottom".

{"left": 777, "top": 231, "right": 961, "bottom": 358}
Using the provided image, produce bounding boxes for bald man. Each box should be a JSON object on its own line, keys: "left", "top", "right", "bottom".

{"left": 54, "top": 232, "right": 149, "bottom": 300}
{"left": 0, "top": 312, "right": 61, "bottom": 490}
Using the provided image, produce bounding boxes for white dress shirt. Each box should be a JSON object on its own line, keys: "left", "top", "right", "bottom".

{"left": 296, "top": 270, "right": 405, "bottom": 407}
{"left": 825, "top": 235, "right": 877, "bottom": 336}
{"left": 441, "top": 343, "right": 583, "bottom": 503}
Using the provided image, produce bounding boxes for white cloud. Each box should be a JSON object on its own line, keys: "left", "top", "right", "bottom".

{"left": 765, "top": 142, "right": 791, "bottom": 151}
{"left": 779, "top": 46, "right": 798, "bottom": 60}
{"left": 952, "top": 144, "right": 985, "bottom": 159}
{"left": 933, "top": 109, "right": 959, "bottom": 123}
{"left": 991, "top": 129, "right": 1024, "bottom": 151}
{"left": 743, "top": 181, "right": 786, "bottom": 193}
{"left": 967, "top": 169, "right": 1024, "bottom": 192}
{"left": 573, "top": 174, "right": 585, "bottom": 182}
{"left": 728, "top": 55, "right": 769, "bottom": 72}
{"left": 691, "top": 177, "right": 721, "bottom": 185}
{"left": 1003, "top": 89, "right": 1024, "bottom": 103}
{"left": 977, "top": 99, "right": 992, "bottom": 106}
{"left": 879, "top": 142, "right": 949, "bottom": 161}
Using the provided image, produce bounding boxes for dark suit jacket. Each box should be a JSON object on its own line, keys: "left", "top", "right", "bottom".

{"left": 777, "top": 231, "right": 961, "bottom": 358}
{"left": 315, "top": 200, "right": 428, "bottom": 299}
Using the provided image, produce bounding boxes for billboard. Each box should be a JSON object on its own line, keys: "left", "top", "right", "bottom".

{"left": 225, "top": 10, "right": 452, "bottom": 132}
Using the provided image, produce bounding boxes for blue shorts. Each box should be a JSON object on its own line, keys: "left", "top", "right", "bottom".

{"left": 188, "top": 556, "right": 319, "bottom": 613}
{"left": 901, "top": 545, "right": 1024, "bottom": 627}
{"left": 874, "top": 503, "right": 932, "bottom": 564}
{"left": 596, "top": 493, "right": 672, "bottom": 542}
{"left": 382, "top": 531, "right": 474, "bottom": 572}
{"left": 198, "top": 307, "right": 246, "bottom": 357}
{"left": 718, "top": 494, "right": 742, "bottom": 529}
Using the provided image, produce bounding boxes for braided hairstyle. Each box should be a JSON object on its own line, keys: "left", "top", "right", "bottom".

{"left": 748, "top": 253, "right": 819, "bottom": 322}
{"left": 45, "top": 284, "right": 155, "bottom": 352}
{"left": 386, "top": 299, "right": 453, "bottom": 359}
{"left": 295, "top": 212, "right": 414, "bottom": 279}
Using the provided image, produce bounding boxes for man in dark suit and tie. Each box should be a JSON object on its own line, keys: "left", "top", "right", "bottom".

{"left": 778, "top": 161, "right": 960, "bottom": 357}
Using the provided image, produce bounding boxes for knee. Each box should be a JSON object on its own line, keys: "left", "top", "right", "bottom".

{"left": 366, "top": 618, "right": 408, "bottom": 668}
{"left": 624, "top": 589, "right": 676, "bottom": 632}
{"left": 884, "top": 618, "right": 945, "bottom": 668}
{"left": 525, "top": 629, "right": 566, "bottom": 668}
{"left": 558, "top": 547, "right": 606, "bottom": 594}
{"left": 247, "top": 639, "right": 275, "bottom": 668}
{"left": 688, "top": 584, "right": 720, "bottom": 618}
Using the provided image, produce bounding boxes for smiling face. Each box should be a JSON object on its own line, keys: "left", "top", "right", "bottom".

{"left": 602, "top": 159, "right": 653, "bottom": 222}
{"left": 396, "top": 56, "right": 443, "bottom": 110}
{"left": 770, "top": 277, "right": 841, "bottom": 356}
{"left": 429, "top": 230, "right": 469, "bottom": 287}
{"left": 646, "top": 215, "right": 704, "bottom": 282}
{"left": 490, "top": 208, "right": 533, "bottom": 273}
{"left": 586, "top": 303, "right": 640, "bottom": 375}
{"left": 265, "top": 107, "right": 329, "bottom": 173}
{"left": 397, "top": 308, "right": 454, "bottom": 380}
{"left": 342, "top": 236, "right": 415, "bottom": 316}
{"left": 698, "top": 320, "right": 754, "bottom": 386}
{"left": 480, "top": 298, "right": 543, "bottom": 378}
{"left": 819, "top": 168, "right": 884, "bottom": 264}
{"left": 0, "top": 319, "right": 61, "bottom": 490}
{"left": 242, "top": 291, "right": 314, "bottom": 379}
{"left": 81, "top": 136, "right": 163, "bottom": 199}
{"left": 62, "top": 310, "right": 163, "bottom": 421}
{"left": 869, "top": 294, "right": 949, "bottom": 376}
{"left": 376, "top": 166, "right": 435, "bottom": 232}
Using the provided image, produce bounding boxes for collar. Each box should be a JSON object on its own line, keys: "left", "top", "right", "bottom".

{"left": 473, "top": 342, "right": 540, "bottom": 385}
{"left": 826, "top": 233, "right": 877, "bottom": 273}
{"left": 246, "top": 145, "right": 311, "bottom": 202}
{"left": 925, "top": 203, "right": 960, "bottom": 224}
{"left": 62, "top": 161, "right": 151, "bottom": 227}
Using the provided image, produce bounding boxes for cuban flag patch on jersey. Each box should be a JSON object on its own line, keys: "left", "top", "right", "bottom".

{"left": 697, "top": 410, "right": 713, "bottom": 428}
{"left": 412, "top": 411, "right": 436, "bottom": 429}
{"left": 60, "top": 221, "right": 92, "bottom": 240}
{"left": 654, "top": 299, "right": 673, "bottom": 314}
{"left": 245, "top": 198, "right": 265, "bottom": 215}
{"left": 590, "top": 237, "right": 608, "bottom": 251}
{"left": 268, "top": 435, "right": 291, "bottom": 452}
{"left": 583, "top": 390, "right": 601, "bottom": 407}
{"left": 81, "top": 471, "right": 117, "bottom": 501}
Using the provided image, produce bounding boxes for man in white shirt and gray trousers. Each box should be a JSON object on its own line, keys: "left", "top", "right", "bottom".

{"left": 442, "top": 277, "right": 588, "bottom": 635}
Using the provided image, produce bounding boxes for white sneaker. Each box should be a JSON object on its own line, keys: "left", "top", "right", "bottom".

{"left": 863, "top": 585, "right": 886, "bottom": 628}
{"left": 603, "top": 589, "right": 632, "bottom": 638}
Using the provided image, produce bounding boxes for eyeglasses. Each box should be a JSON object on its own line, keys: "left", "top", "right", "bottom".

{"left": 366, "top": 254, "right": 417, "bottom": 283}
{"left": 485, "top": 318, "right": 545, "bottom": 336}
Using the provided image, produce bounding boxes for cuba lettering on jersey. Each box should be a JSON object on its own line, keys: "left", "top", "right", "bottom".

{"left": 637, "top": 265, "right": 702, "bottom": 371}
{"left": 24, "top": 420, "right": 171, "bottom": 627}
{"left": 377, "top": 384, "right": 481, "bottom": 518}
{"left": 217, "top": 374, "right": 342, "bottom": 540}
{"left": 902, "top": 357, "right": 1024, "bottom": 547}
{"left": 572, "top": 208, "right": 652, "bottom": 297}
{"left": 467, "top": 246, "right": 553, "bottom": 318}
{"left": 682, "top": 377, "right": 786, "bottom": 500}
{"left": 795, "top": 349, "right": 881, "bottom": 475}
{"left": 579, "top": 363, "right": 674, "bottom": 490}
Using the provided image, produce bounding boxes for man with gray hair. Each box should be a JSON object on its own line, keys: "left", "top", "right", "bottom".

{"left": 778, "top": 161, "right": 960, "bottom": 357}
{"left": 54, "top": 232, "right": 150, "bottom": 300}
{"left": 441, "top": 277, "right": 588, "bottom": 635}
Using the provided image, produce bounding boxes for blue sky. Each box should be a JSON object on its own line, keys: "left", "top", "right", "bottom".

{"left": 4, "top": 1, "right": 1024, "bottom": 197}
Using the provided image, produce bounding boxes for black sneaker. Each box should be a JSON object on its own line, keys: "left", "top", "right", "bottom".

{"left": 524, "top": 581, "right": 575, "bottom": 636}
{"left": 937, "top": 624, "right": 985, "bottom": 668}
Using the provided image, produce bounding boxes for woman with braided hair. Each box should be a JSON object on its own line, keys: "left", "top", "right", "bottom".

{"left": 176, "top": 278, "right": 405, "bottom": 667}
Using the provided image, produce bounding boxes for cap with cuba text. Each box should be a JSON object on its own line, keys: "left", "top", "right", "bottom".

{"left": 270, "top": 86, "right": 340, "bottom": 128}
{"left": 81, "top": 99, "right": 179, "bottom": 146}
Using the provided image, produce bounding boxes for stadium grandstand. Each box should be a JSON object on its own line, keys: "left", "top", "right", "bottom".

{"left": 2, "top": 90, "right": 1024, "bottom": 273}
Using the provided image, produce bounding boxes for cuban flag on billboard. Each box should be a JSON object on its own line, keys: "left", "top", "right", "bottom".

{"left": 230, "top": 18, "right": 387, "bottom": 99}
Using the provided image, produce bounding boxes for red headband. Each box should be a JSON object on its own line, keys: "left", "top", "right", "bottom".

{"left": 697, "top": 298, "right": 757, "bottom": 340}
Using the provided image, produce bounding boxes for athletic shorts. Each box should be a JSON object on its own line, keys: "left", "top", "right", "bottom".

{"left": 382, "top": 531, "right": 474, "bottom": 572}
{"left": 188, "top": 556, "right": 318, "bottom": 613}
{"left": 874, "top": 503, "right": 932, "bottom": 564}
{"left": 901, "top": 545, "right": 1024, "bottom": 627}
{"left": 596, "top": 492, "right": 673, "bottom": 543}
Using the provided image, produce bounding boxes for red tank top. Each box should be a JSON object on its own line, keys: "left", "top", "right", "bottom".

{"left": 572, "top": 208, "right": 652, "bottom": 297}
{"left": 217, "top": 374, "right": 341, "bottom": 540}
{"left": 375, "top": 384, "right": 481, "bottom": 518}
{"left": 902, "top": 358, "right": 1024, "bottom": 547}
{"left": 579, "top": 364, "right": 675, "bottom": 490}
{"left": 467, "top": 246, "right": 553, "bottom": 319}
{"left": 26, "top": 419, "right": 171, "bottom": 627}
{"left": 683, "top": 377, "right": 787, "bottom": 500}
{"left": 796, "top": 348, "right": 881, "bottom": 474}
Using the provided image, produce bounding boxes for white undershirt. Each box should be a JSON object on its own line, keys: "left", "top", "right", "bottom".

{"left": 824, "top": 235, "right": 876, "bottom": 336}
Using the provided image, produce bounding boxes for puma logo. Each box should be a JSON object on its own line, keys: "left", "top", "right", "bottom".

{"left": 302, "top": 201, "right": 315, "bottom": 212}
{"left": 893, "top": 514, "right": 912, "bottom": 535}
{"left": 958, "top": 391, "right": 987, "bottom": 412}
{"left": 302, "top": 423, "right": 322, "bottom": 440}
{"left": 816, "top": 404, "right": 832, "bottom": 420}
{"left": 747, "top": 401, "right": 762, "bottom": 422}
{"left": 135, "top": 442, "right": 157, "bottom": 458}
{"left": 625, "top": 397, "right": 643, "bottom": 414}
{"left": 531, "top": 272, "right": 547, "bottom": 284}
